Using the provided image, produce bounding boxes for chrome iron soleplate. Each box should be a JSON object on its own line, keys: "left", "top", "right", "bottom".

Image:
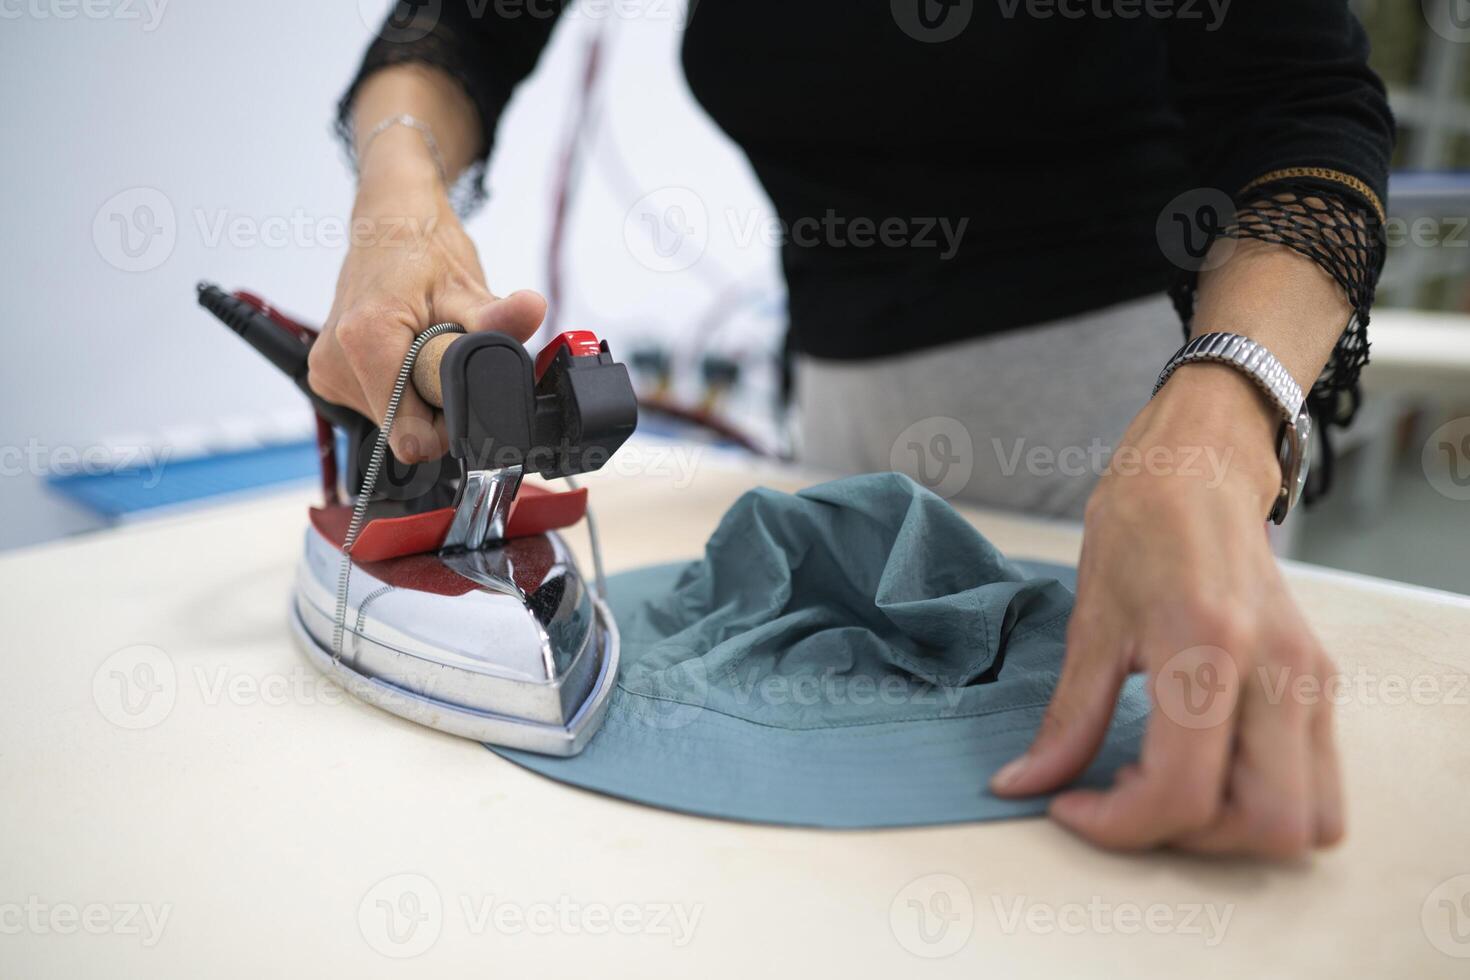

{"left": 291, "top": 524, "right": 619, "bottom": 757}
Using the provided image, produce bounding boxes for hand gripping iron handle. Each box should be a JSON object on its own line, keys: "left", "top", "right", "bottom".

{"left": 195, "top": 282, "right": 638, "bottom": 486}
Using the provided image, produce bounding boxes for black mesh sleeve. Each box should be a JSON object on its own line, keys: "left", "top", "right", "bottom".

{"left": 1168, "top": 176, "right": 1386, "bottom": 500}
{"left": 1163, "top": 3, "right": 1396, "bottom": 502}
{"left": 336, "top": 0, "right": 568, "bottom": 213}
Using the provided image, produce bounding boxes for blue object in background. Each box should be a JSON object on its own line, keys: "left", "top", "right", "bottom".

{"left": 45, "top": 439, "right": 320, "bottom": 519}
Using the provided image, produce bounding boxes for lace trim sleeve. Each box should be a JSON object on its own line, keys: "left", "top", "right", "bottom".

{"left": 1168, "top": 169, "right": 1388, "bottom": 501}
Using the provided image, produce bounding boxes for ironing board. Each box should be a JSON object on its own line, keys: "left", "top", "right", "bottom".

{"left": 2, "top": 454, "right": 1468, "bottom": 978}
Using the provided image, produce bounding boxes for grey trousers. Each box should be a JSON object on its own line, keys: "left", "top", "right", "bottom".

{"left": 794, "top": 293, "right": 1182, "bottom": 520}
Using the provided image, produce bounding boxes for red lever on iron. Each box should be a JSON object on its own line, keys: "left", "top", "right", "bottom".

{"left": 535, "top": 330, "right": 603, "bottom": 381}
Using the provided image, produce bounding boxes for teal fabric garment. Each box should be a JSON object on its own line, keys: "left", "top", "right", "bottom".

{"left": 491, "top": 473, "right": 1150, "bottom": 828}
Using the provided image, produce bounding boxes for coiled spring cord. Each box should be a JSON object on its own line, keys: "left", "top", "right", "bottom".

{"left": 331, "top": 322, "right": 465, "bottom": 661}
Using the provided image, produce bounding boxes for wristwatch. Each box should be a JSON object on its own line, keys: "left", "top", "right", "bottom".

{"left": 1152, "top": 332, "right": 1312, "bottom": 525}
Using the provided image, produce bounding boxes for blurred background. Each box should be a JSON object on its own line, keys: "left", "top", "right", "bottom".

{"left": 0, "top": 0, "right": 1465, "bottom": 592}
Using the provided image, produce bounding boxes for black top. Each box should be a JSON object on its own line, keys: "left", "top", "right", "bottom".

{"left": 341, "top": 2, "right": 1394, "bottom": 363}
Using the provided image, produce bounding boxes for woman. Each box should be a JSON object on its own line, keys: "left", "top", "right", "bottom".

{"left": 309, "top": 1, "right": 1395, "bottom": 857}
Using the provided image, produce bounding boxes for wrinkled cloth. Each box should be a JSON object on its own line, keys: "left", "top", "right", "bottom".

{"left": 492, "top": 473, "right": 1149, "bottom": 828}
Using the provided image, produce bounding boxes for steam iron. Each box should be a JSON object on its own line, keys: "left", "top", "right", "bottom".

{"left": 196, "top": 283, "right": 638, "bottom": 756}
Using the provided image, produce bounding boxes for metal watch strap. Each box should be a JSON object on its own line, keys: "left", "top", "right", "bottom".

{"left": 1152, "top": 332, "right": 1305, "bottom": 420}
{"left": 1152, "top": 332, "right": 1312, "bottom": 525}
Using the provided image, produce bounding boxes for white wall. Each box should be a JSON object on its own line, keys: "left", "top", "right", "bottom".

{"left": 0, "top": 0, "right": 784, "bottom": 550}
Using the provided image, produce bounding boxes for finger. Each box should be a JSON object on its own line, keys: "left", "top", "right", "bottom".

{"left": 1048, "top": 640, "right": 1238, "bottom": 851}
{"left": 1174, "top": 649, "right": 1316, "bottom": 859}
{"left": 428, "top": 279, "right": 496, "bottom": 331}
{"left": 307, "top": 326, "right": 374, "bottom": 421}
{"left": 466, "top": 289, "right": 547, "bottom": 342}
{"left": 990, "top": 600, "right": 1129, "bottom": 797}
{"left": 1309, "top": 684, "right": 1346, "bottom": 847}
{"left": 335, "top": 311, "right": 444, "bottom": 464}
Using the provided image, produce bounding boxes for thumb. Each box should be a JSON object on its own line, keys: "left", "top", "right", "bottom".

{"left": 990, "top": 620, "right": 1127, "bottom": 797}
{"left": 465, "top": 289, "right": 548, "bottom": 343}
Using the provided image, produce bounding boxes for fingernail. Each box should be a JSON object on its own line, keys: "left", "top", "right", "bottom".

{"left": 991, "top": 755, "right": 1028, "bottom": 792}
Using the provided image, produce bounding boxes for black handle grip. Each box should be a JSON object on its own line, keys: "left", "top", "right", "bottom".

{"left": 439, "top": 333, "right": 638, "bottom": 479}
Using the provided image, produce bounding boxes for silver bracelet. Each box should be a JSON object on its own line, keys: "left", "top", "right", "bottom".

{"left": 355, "top": 113, "right": 448, "bottom": 186}
{"left": 1152, "top": 332, "right": 1305, "bottom": 421}
{"left": 1151, "top": 332, "right": 1313, "bottom": 524}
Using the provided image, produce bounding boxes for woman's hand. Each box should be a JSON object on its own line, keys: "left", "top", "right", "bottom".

{"left": 990, "top": 364, "right": 1344, "bottom": 858}
{"left": 307, "top": 119, "right": 547, "bottom": 464}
